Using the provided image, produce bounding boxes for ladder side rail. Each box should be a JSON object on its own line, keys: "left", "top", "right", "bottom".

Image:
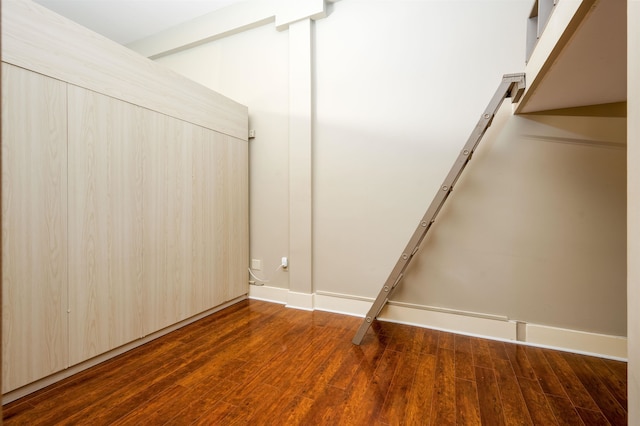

{"left": 351, "top": 113, "right": 486, "bottom": 344}
{"left": 442, "top": 80, "right": 516, "bottom": 191}
{"left": 388, "top": 78, "right": 519, "bottom": 278}
{"left": 352, "top": 74, "right": 524, "bottom": 345}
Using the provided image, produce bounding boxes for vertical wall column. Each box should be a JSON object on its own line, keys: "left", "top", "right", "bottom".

{"left": 628, "top": 1, "right": 640, "bottom": 423}
{"left": 288, "top": 18, "right": 314, "bottom": 308}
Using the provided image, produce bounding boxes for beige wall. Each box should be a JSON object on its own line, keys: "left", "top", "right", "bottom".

{"left": 313, "top": 1, "right": 626, "bottom": 337}
{"left": 390, "top": 107, "right": 626, "bottom": 335}
{"left": 145, "top": 0, "right": 627, "bottom": 346}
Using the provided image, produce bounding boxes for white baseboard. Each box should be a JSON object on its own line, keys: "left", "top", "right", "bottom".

{"left": 314, "top": 292, "right": 371, "bottom": 317}
{"left": 380, "top": 302, "right": 518, "bottom": 341}
{"left": 286, "top": 291, "right": 314, "bottom": 311}
{"left": 248, "top": 284, "right": 288, "bottom": 304}
{"left": 249, "top": 286, "right": 627, "bottom": 360}
{"left": 247, "top": 284, "right": 314, "bottom": 310}
{"left": 525, "top": 324, "right": 627, "bottom": 360}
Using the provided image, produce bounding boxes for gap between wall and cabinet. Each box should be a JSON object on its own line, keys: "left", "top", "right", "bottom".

{"left": 249, "top": 285, "right": 627, "bottom": 362}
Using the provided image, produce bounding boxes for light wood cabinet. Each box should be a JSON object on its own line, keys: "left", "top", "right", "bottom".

{"left": 217, "top": 135, "right": 250, "bottom": 303}
{"left": 67, "top": 86, "right": 145, "bottom": 366}
{"left": 1, "top": 63, "right": 69, "bottom": 392}
{"left": 142, "top": 112, "right": 195, "bottom": 333}
{"left": 142, "top": 116, "right": 249, "bottom": 334}
{"left": 2, "top": 0, "right": 248, "bottom": 396}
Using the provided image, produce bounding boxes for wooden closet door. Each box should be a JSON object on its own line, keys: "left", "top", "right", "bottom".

{"left": 142, "top": 112, "right": 194, "bottom": 334}
{"left": 142, "top": 117, "right": 249, "bottom": 332}
{"left": 67, "top": 86, "right": 144, "bottom": 365}
{"left": 189, "top": 126, "right": 215, "bottom": 314}
{"left": 226, "top": 135, "right": 249, "bottom": 301}
{"left": 2, "top": 63, "right": 69, "bottom": 392}
{"left": 189, "top": 129, "right": 249, "bottom": 312}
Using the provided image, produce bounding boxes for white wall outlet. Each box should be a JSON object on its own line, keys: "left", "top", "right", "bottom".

{"left": 281, "top": 257, "right": 288, "bottom": 269}
{"left": 251, "top": 259, "right": 262, "bottom": 270}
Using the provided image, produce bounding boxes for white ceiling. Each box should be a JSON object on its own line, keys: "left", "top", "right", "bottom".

{"left": 33, "top": 0, "right": 247, "bottom": 45}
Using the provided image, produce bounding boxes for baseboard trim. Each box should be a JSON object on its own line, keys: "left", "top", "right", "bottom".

{"left": 247, "top": 284, "right": 316, "bottom": 310}
{"left": 314, "top": 292, "right": 370, "bottom": 317}
{"left": 248, "top": 284, "right": 288, "bottom": 304}
{"left": 380, "top": 303, "right": 518, "bottom": 341}
{"left": 285, "top": 291, "right": 314, "bottom": 311}
{"left": 248, "top": 286, "right": 627, "bottom": 360}
{"left": 525, "top": 323, "right": 627, "bottom": 361}
{"left": 2, "top": 295, "right": 248, "bottom": 405}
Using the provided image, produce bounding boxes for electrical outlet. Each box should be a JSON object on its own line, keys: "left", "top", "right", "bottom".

{"left": 281, "top": 257, "right": 288, "bottom": 269}
{"left": 251, "top": 259, "right": 262, "bottom": 270}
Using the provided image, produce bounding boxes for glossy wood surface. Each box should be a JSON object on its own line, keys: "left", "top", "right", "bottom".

{"left": 1, "top": 63, "right": 69, "bottom": 393}
{"left": 3, "top": 300, "right": 627, "bottom": 425}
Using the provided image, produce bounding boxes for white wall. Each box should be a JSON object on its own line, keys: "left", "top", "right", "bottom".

{"left": 141, "top": 0, "right": 627, "bottom": 354}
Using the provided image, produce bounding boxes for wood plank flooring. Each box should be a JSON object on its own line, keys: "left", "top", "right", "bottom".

{"left": 3, "top": 299, "right": 627, "bottom": 425}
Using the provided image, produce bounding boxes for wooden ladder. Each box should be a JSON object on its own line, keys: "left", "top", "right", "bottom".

{"left": 352, "top": 73, "right": 526, "bottom": 345}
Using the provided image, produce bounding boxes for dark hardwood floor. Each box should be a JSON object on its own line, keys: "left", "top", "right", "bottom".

{"left": 3, "top": 299, "right": 627, "bottom": 425}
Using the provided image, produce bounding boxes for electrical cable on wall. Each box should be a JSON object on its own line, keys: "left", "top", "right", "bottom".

{"left": 248, "top": 263, "right": 283, "bottom": 286}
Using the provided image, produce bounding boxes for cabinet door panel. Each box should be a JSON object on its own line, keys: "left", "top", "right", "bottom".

{"left": 143, "top": 118, "right": 248, "bottom": 332}
{"left": 142, "top": 113, "right": 194, "bottom": 334}
{"left": 67, "top": 86, "right": 144, "bottom": 365}
{"left": 213, "top": 134, "right": 250, "bottom": 304}
{"left": 2, "top": 63, "right": 68, "bottom": 392}
{"left": 193, "top": 129, "right": 248, "bottom": 310}
{"left": 227, "top": 136, "right": 249, "bottom": 300}
{"left": 210, "top": 133, "right": 230, "bottom": 306}
{"left": 190, "top": 127, "right": 215, "bottom": 313}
